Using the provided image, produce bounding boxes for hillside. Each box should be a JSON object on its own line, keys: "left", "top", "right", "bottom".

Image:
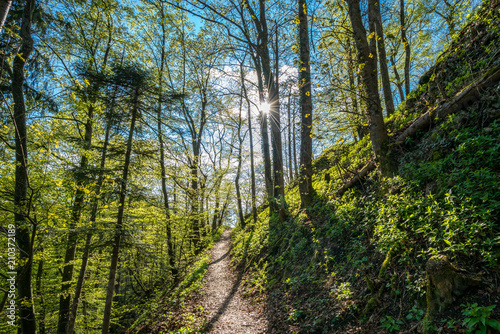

{"left": 230, "top": 1, "right": 500, "bottom": 333}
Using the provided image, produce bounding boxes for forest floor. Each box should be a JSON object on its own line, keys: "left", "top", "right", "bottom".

{"left": 199, "top": 229, "right": 268, "bottom": 333}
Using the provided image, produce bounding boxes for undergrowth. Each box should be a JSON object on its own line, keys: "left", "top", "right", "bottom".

{"left": 230, "top": 1, "right": 500, "bottom": 332}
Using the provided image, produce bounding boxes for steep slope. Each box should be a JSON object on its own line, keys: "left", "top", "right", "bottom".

{"left": 231, "top": 1, "right": 500, "bottom": 333}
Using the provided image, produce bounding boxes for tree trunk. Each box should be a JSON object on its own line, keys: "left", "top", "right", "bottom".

{"left": 400, "top": 0, "right": 411, "bottom": 97}
{"left": 269, "top": 19, "right": 286, "bottom": 220}
{"left": 158, "top": 2, "right": 177, "bottom": 278}
{"left": 36, "top": 259, "right": 46, "bottom": 334}
{"left": 0, "top": 0, "right": 12, "bottom": 33}
{"left": 102, "top": 88, "right": 139, "bottom": 334}
{"left": 347, "top": 0, "right": 394, "bottom": 177}
{"left": 372, "top": 0, "right": 395, "bottom": 116}
{"left": 12, "top": 0, "right": 37, "bottom": 332}
{"left": 287, "top": 88, "right": 293, "bottom": 183}
{"left": 67, "top": 116, "right": 112, "bottom": 334}
{"left": 252, "top": 54, "right": 273, "bottom": 204}
{"left": 390, "top": 55, "right": 405, "bottom": 102}
{"left": 235, "top": 100, "right": 245, "bottom": 228}
{"left": 292, "top": 104, "right": 298, "bottom": 180}
{"left": 57, "top": 105, "right": 93, "bottom": 334}
{"left": 242, "top": 65, "right": 257, "bottom": 224}
{"left": 298, "top": 0, "right": 315, "bottom": 208}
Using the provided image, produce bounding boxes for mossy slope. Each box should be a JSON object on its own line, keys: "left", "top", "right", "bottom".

{"left": 231, "top": 1, "right": 500, "bottom": 333}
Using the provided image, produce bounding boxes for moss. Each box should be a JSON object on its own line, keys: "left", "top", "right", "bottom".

{"left": 390, "top": 273, "right": 398, "bottom": 298}
{"left": 431, "top": 151, "right": 442, "bottom": 161}
{"left": 378, "top": 244, "right": 398, "bottom": 279}
{"left": 363, "top": 297, "right": 378, "bottom": 316}
{"left": 365, "top": 275, "right": 375, "bottom": 294}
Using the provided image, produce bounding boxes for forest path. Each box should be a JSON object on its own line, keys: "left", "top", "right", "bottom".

{"left": 200, "top": 229, "right": 267, "bottom": 333}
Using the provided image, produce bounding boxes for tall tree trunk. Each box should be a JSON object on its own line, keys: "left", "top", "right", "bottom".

{"left": 347, "top": 37, "right": 362, "bottom": 139}
{"left": 211, "top": 181, "right": 220, "bottom": 232}
{"left": 347, "top": 0, "right": 394, "bottom": 177}
{"left": 235, "top": 65, "right": 246, "bottom": 227}
{"left": 0, "top": 0, "right": 12, "bottom": 33}
{"left": 390, "top": 55, "right": 405, "bottom": 102}
{"left": 287, "top": 88, "right": 293, "bottom": 183}
{"left": 251, "top": 54, "right": 273, "bottom": 204}
{"left": 158, "top": 2, "right": 177, "bottom": 278}
{"left": 102, "top": 89, "right": 140, "bottom": 334}
{"left": 57, "top": 104, "right": 93, "bottom": 334}
{"left": 400, "top": 0, "right": 411, "bottom": 97}
{"left": 66, "top": 117, "right": 112, "bottom": 334}
{"left": 36, "top": 259, "right": 46, "bottom": 334}
{"left": 269, "top": 20, "right": 286, "bottom": 220}
{"left": 292, "top": 104, "right": 298, "bottom": 180}
{"left": 12, "top": 0, "right": 36, "bottom": 332}
{"left": 235, "top": 108, "right": 245, "bottom": 228}
{"left": 245, "top": 0, "right": 285, "bottom": 217}
{"left": 242, "top": 65, "right": 257, "bottom": 223}
{"left": 298, "top": 0, "right": 315, "bottom": 208}
{"left": 372, "top": 0, "right": 395, "bottom": 116}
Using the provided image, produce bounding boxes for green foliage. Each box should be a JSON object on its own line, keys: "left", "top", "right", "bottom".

{"left": 380, "top": 316, "right": 404, "bottom": 332}
{"left": 462, "top": 303, "right": 500, "bottom": 334}
{"left": 406, "top": 305, "right": 425, "bottom": 321}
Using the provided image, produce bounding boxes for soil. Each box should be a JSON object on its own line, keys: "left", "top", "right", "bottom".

{"left": 200, "top": 229, "right": 268, "bottom": 333}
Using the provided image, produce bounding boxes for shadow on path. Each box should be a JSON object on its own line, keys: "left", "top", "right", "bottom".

{"left": 203, "top": 269, "right": 244, "bottom": 332}
{"left": 208, "top": 250, "right": 230, "bottom": 267}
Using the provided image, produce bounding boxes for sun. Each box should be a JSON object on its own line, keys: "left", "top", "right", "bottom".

{"left": 260, "top": 102, "right": 271, "bottom": 114}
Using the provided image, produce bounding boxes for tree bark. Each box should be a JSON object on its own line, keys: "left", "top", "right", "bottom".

{"left": 390, "top": 55, "right": 405, "bottom": 102}
{"left": 251, "top": 54, "right": 273, "bottom": 204}
{"left": 400, "top": 0, "right": 411, "bottom": 97}
{"left": 36, "top": 259, "right": 46, "bottom": 334}
{"left": 347, "top": 0, "right": 394, "bottom": 177}
{"left": 298, "top": 0, "right": 315, "bottom": 208}
{"left": 158, "top": 2, "right": 177, "bottom": 278}
{"left": 372, "top": 0, "right": 395, "bottom": 116}
{"left": 235, "top": 83, "right": 245, "bottom": 228}
{"left": 57, "top": 104, "right": 93, "bottom": 334}
{"left": 102, "top": 88, "right": 140, "bottom": 334}
{"left": 67, "top": 79, "right": 116, "bottom": 333}
{"left": 292, "top": 104, "right": 298, "bottom": 180}
{"left": 242, "top": 64, "right": 257, "bottom": 223}
{"left": 0, "top": 0, "right": 12, "bottom": 33}
{"left": 287, "top": 88, "right": 293, "bottom": 183}
{"left": 269, "top": 18, "right": 286, "bottom": 219}
{"left": 12, "top": 0, "right": 37, "bottom": 331}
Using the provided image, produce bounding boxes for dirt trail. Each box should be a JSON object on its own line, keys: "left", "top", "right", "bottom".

{"left": 200, "top": 229, "right": 267, "bottom": 333}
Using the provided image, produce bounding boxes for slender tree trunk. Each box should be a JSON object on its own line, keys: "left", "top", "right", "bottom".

{"left": 191, "top": 128, "right": 201, "bottom": 251}
{"left": 400, "top": 0, "right": 411, "bottom": 97}
{"left": 12, "top": 0, "right": 36, "bottom": 331}
{"left": 252, "top": 55, "right": 273, "bottom": 204}
{"left": 158, "top": 2, "right": 177, "bottom": 278}
{"left": 0, "top": 0, "right": 12, "bottom": 33}
{"left": 390, "top": 55, "right": 405, "bottom": 102}
{"left": 235, "top": 65, "right": 246, "bottom": 227}
{"left": 57, "top": 104, "right": 93, "bottom": 334}
{"left": 347, "top": 0, "right": 394, "bottom": 177}
{"left": 287, "top": 88, "right": 293, "bottom": 183}
{"left": 269, "top": 21, "right": 286, "bottom": 220}
{"left": 347, "top": 37, "right": 362, "bottom": 139}
{"left": 292, "top": 104, "right": 298, "bottom": 179}
{"left": 372, "top": 0, "right": 395, "bottom": 116}
{"left": 298, "top": 0, "right": 315, "bottom": 208}
{"left": 242, "top": 65, "right": 257, "bottom": 223}
{"left": 66, "top": 117, "right": 112, "bottom": 334}
{"left": 36, "top": 259, "right": 46, "bottom": 334}
{"left": 102, "top": 89, "right": 140, "bottom": 334}
{"left": 211, "top": 182, "right": 220, "bottom": 231}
